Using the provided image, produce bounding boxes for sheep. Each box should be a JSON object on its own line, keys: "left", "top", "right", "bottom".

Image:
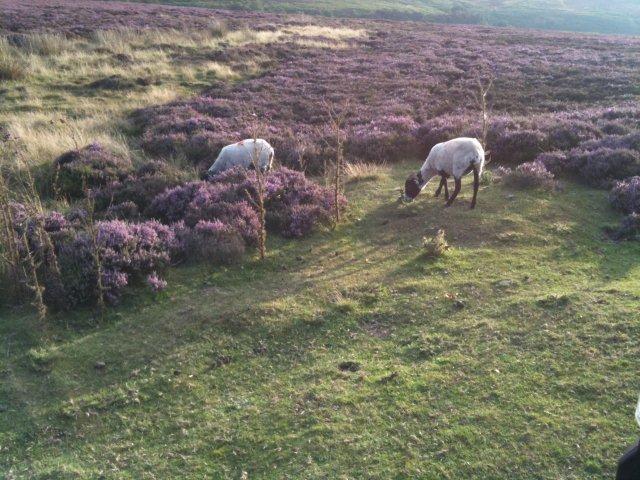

{"left": 204, "top": 139, "right": 274, "bottom": 179}
{"left": 403, "top": 137, "right": 485, "bottom": 209}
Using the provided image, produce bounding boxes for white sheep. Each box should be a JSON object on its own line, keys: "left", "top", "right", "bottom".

{"left": 403, "top": 137, "right": 485, "bottom": 209}
{"left": 206, "top": 138, "right": 274, "bottom": 178}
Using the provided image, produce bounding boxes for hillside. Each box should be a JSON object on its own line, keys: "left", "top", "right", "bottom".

{"left": 3, "top": 163, "right": 640, "bottom": 479}
{"left": 112, "top": 0, "right": 640, "bottom": 35}
{"left": 1, "top": 1, "right": 640, "bottom": 478}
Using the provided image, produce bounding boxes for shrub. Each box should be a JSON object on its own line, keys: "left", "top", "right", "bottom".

{"left": 611, "top": 213, "right": 640, "bottom": 241}
{"left": 93, "top": 160, "right": 190, "bottom": 213}
{"left": 535, "top": 151, "right": 568, "bottom": 176}
{"left": 569, "top": 148, "right": 640, "bottom": 186}
{"left": 49, "top": 231, "right": 97, "bottom": 309}
{"left": 54, "top": 143, "right": 132, "bottom": 198}
{"left": 544, "top": 120, "right": 600, "bottom": 151}
{"left": 609, "top": 176, "right": 640, "bottom": 214}
{"left": 422, "top": 229, "right": 450, "bottom": 258}
{"left": 149, "top": 167, "right": 343, "bottom": 240}
{"left": 493, "top": 129, "right": 547, "bottom": 165}
{"left": 347, "top": 115, "right": 420, "bottom": 163}
{"left": 105, "top": 201, "right": 140, "bottom": 220}
{"left": 188, "top": 220, "right": 246, "bottom": 264}
{"left": 146, "top": 272, "right": 167, "bottom": 293}
{"left": 503, "top": 160, "right": 556, "bottom": 189}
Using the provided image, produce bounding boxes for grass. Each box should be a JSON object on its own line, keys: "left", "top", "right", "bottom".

{"left": 0, "top": 25, "right": 363, "bottom": 170}
{"left": 117, "top": 0, "right": 640, "bottom": 35}
{"left": 2, "top": 164, "right": 639, "bottom": 478}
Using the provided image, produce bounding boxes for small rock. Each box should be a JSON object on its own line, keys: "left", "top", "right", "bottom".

{"left": 0, "top": 404, "right": 7, "bottom": 412}
{"left": 506, "top": 194, "right": 516, "bottom": 200}
{"left": 94, "top": 361, "right": 106, "bottom": 370}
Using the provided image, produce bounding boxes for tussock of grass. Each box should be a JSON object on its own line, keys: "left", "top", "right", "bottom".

{"left": 422, "top": 229, "right": 450, "bottom": 258}
{"left": 345, "top": 161, "right": 390, "bottom": 183}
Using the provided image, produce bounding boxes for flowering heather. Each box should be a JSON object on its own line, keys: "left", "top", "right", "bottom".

{"left": 568, "top": 148, "right": 640, "bottom": 187}
{"left": 0, "top": 0, "right": 253, "bottom": 36}
{"left": 146, "top": 272, "right": 167, "bottom": 293}
{"left": 535, "top": 151, "right": 569, "bottom": 176}
{"left": 502, "top": 161, "right": 556, "bottom": 190}
{"left": 54, "top": 143, "right": 132, "bottom": 198}
{"left": 93, "top": 160, "right": 190, "bottom": 214}
{"left": 150, "top": 167, "right": 343, "bottom": 240}
{"left": 189, "top": 220, "right": 246, "bottom": 265}
{"left": 610, "top": 177, "right": 640, "bottom": 215}
{"left": 132, "top": 18, "right": 640, "bottom": 171}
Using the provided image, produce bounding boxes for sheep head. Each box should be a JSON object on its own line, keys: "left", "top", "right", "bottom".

{"left": 403, "top": 173, "right": 421, "bottom": 201}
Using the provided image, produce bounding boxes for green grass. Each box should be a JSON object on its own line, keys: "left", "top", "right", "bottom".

{"left": 118, "top": 0, "right": 640, "bottom": 35}
{"left": 2, "top": 166, "right": 639, "bottom": 478}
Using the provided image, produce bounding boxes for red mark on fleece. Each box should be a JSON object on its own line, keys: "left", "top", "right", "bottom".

{"left": 237, "top": 141, "right": 244, "bottom": 146}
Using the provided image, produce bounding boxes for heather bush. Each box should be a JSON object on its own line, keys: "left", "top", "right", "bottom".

{"left": 150, "top": 167, "right": 343, "bottom": 240}
{"left": 188, "top": 220, "right": 245, "bottom": 265}
{"left": 503, "top": 160, "right": 556, "bottom": 190}
{"left": 492, "top": 129, "right": 547, "bottom": 165}
{"left": 146, "top": 272, "right": 167, "bottom": 293}
{"left": 535, "top": 151, "right": 569, "bottom": 176}
{"left": 346, "top": 115, "right": 420, "bottom": 162}
{"left": 579, "top": 133, "right": 640, "bottom": 153}
{"left": 52, "top": 231, "right": 98, "bottom": 309}
{"left": 93, "top": 160, "right": 190, "bottom": 214}
{"left": 543, "top": 120, "right": 600, "bottom": 151}
{"left": 54, "top": 143, "right": 132, "bottom": 198}
{"left": 610, "top": 213, "right": 640, "bottom": 241}
{"left": 568, "top": 148, "right": 640, "bottom": 186}
{"left": 609, "top": 176, "right": 640, "bottom": 214}
{"left": 105, "top": 201, "right": 140, "bottom": 221}
{"left": 598, "top": 121, "right": 631, "bottom": 136}
{"left": 91, "top": 219, "right": 176, "bottom": 303}
{"left": 262, "top": 168, "right": 344, "bottom": 237}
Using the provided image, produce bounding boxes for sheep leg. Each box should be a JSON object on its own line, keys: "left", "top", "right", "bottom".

{"left": 434, "top": 176, "right": 446, "bottom": 197}
{"left": 444, "top": 179, "right": 449, "bottom": 201}
{"left": 445, "top": 177, "right": 461, "bottom": 207}
{"left": 470, "top": 166, "right": 479, "bottom": 209}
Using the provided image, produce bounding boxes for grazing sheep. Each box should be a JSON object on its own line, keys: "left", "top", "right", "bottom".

{"left": 205, "top": 139, "right": 274, "bottom": 178}
{"left": 403, "top": 137, "right": 485, "bottom": 209}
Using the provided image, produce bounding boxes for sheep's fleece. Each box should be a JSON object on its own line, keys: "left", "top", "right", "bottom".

{"left": 207, "top": 139, "right": 274, "bottom": 175}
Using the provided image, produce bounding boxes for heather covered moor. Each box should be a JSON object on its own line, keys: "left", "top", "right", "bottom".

{"left": 1, "top": 1, "right": 640, "bottom": 478}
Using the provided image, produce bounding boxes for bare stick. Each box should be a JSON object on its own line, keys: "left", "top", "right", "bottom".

{"left": 473, "top": 75, "right": 494, "bottom": 158}
{"left": 83, "top": 181, "right": 105, "bottom": 314}
{"left": 245, "top": 111, "right": 268, "bottom": 261}
{"left": 322, "top": 99, "right": 348, "bottom": 227}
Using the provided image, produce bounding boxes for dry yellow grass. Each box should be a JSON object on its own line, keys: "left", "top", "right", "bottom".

{"left": 344, "top": 161, "right": 391, "bottom": 183}
{"left": 0, "top": 24, "right": 366, "bottom": 168}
